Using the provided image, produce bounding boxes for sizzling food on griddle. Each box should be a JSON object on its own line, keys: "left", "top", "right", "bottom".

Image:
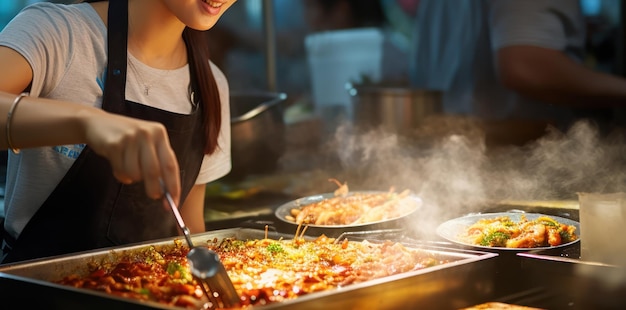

{"left": 56, "top": 233, "right": 445, "bottom": 309}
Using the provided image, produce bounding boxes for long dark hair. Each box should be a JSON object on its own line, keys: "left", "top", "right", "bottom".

{"left": 81, "top": 0, "right": 221, "bottom": 155}
{"left": 184, "top": 29, "right": 221, "bottom": 155}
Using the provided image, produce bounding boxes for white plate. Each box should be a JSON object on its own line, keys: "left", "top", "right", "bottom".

{"left": 275, "top": 191, "right": 422, "bottom": 228}
{"left": 436, "top": 212, "right": 580, "bottom": 251}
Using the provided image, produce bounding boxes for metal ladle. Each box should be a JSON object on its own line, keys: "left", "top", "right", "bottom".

{"left": 162, "top": 182, "right": 240, "bottom": 309}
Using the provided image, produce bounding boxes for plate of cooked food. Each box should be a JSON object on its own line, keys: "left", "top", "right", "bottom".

{"left": 436, "top": 212, "right": 580, "bottom": 251}
{"left": 274, "top": 179, "right": 422, "bottom": 236}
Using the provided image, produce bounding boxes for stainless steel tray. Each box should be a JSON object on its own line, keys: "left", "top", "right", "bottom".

{"left": 0, "top": 228, "right": 499, "bottom": 310}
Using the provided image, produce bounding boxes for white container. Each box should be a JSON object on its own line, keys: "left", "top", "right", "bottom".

{"left": 578, "top": 192, "right": 626, "bottom": 266}
{"left": 305, "top": 28, "right": 384, "bottom": 120}
{"left": 577, "top": 192, "right": 626, "bottom": 287}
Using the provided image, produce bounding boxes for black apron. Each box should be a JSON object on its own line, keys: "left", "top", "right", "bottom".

{"left": 1, "top": 0, "right": 205, "bottom": 264}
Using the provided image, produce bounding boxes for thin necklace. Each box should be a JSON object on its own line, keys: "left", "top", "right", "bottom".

{"left": 127, "top": 55, "right": 171, "bottom": 96}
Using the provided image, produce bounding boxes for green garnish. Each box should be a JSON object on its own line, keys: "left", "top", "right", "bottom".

{"left": 137, "top": 288, "right": 150, "bottom": 295}
{"left": 480, "top": 231, "right": 511, "bottom": 247}
{"left": 559, "top": 230, "right": 572, "bottom": 242}
{"left": 219, "top": 239, "right": 245, "bottom": 252}
{"left": 266, "top": 242, "right": 284, "bottom": 254}
{"left": 166, "top": 262, "right": 184, "bottom": 275}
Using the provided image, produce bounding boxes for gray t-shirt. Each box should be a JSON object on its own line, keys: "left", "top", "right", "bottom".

{"left": 410, "top": 0, "right": 585, "bottom": 122}
{"left": 0, "top": 2, "right": 231, "bottom": 239}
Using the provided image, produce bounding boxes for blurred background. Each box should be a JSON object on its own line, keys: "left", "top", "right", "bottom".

{"left": 4, "top": 0, "right": 620, "bottom": 115}
{"left": 2, "top": 0, "right": 623, "bottom": 139}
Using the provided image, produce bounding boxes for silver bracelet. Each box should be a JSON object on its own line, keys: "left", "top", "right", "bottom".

{"left": 6, "top": 94, "right": 25, "bottom": 154}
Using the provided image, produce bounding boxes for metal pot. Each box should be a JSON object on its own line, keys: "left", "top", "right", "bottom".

{"left": 346, "top": 83, "right": 443, "bottom": 136}
{"left": 228, "top": 91, "right": 287, "bottom": 179}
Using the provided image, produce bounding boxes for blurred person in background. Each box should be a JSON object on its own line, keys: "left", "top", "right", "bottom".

{"left": 582, "top": 0, "right": 622, "bottom": 74}
{"left": 410, "top": 0, "right": 626, "bottom": 135}
{"left": 380, "top": 0, "right": 420, "bottom": 41}
{"left": 379, "top": 0, "right": 420, "bottom": 81}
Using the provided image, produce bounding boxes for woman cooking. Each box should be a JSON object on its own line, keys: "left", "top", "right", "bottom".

{"left": 0, "top": 0, "right": 234, "bottom": 264}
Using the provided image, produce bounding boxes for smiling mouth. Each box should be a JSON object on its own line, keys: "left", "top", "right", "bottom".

{"left": 203, "top": 0, "right": 224, "bottom": 8}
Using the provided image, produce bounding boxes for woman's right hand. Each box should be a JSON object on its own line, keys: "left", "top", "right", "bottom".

{"left": 82, "top": 109, "right": 181, "bottom": 204}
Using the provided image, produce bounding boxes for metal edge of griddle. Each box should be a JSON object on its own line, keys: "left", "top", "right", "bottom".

{"left": 0, "top": 227, "right": 500, "bottom": 310}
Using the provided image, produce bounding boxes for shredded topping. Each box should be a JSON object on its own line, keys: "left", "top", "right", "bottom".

{"left": 56, "top": 235, "right": 445, "bottom": 308}
{"left": 287, "top": 179, "right": 421, "bottom": 226}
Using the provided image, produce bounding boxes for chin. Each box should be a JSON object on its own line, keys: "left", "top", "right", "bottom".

{"left": 185, "top": 19, "right": 217, "bottom": 31}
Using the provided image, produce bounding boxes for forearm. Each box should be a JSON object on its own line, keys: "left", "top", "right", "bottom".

{"left": 0, "top": 90, "right": 183, "bottom": 203}
{"left": 497, "top": 46, "right": 626, "bottom": 108}
{"left": 0, "top": 91, "right": 99, "bottom": 150}
{"left": 180, "top": 184, "right": 207, "bottom": 233}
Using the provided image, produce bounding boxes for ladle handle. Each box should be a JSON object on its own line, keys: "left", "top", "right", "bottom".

{"left": 161, "top": 180, "right": 195, "bottom": 248}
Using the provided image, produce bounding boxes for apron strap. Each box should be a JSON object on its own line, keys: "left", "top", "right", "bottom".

{"left": 102, "top": 0, "right": 129, "bottom": 113}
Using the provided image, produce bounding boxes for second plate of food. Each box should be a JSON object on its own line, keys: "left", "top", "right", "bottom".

{"left": 436, "top": 212, "right": 580, "bottom": 251}
{"left": 275, "top": 190, "right": 423, "bottom": 230}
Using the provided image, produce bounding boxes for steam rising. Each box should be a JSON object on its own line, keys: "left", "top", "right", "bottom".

{"left": 277, "top": 115, "right": 626, "bottom": 290}
{"left": 317, "top": 118, "right": 626, "bottom": 238}
{"left": 270, "top": 114, "right": 626, "bottom": 301}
